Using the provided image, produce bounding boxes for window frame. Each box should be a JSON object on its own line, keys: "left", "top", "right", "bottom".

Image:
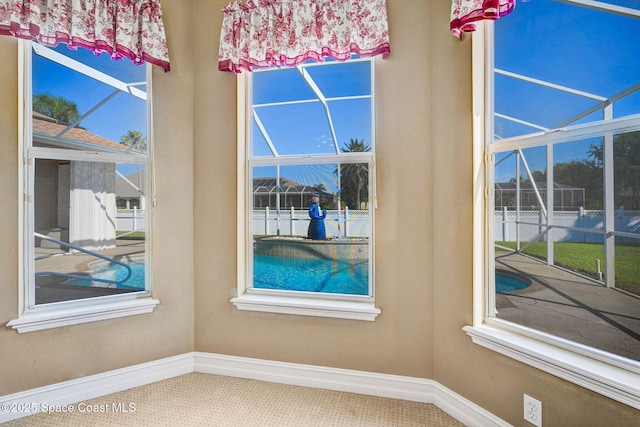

{"left": 231, "top": 59, "right": 381, "bottom": 321}
{"left": 7, "top": 40, "right": 158, "bottom": 334}
{"left": 467, "top": 22, "right": 640, "bottom": 410}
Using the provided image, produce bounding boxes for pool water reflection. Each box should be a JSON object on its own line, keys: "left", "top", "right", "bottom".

{"left": 253, "top": 254, "right": 368, "bottom": 295}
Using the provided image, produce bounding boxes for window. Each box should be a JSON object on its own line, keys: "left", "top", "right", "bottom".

{"left": 232, "top": 58, "right": 380, "bottom": 321}
{"left": 468, "top": 1, "right": 640, "bottom": 409}
{"left": 8, "top": 41, "right": 158, "bottom": 333}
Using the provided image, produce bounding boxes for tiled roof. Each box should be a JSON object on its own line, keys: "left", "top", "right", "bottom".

{"left": 32, "top": 112, "right": 127, "bottom": 151}
{"left": 116, "top": 169, "right": 147, "bottom": 198}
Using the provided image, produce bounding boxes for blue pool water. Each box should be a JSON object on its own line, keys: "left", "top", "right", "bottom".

{"left": 253, "top": 254, "right": 368, "bottom": 295}
{"left": 68, "top": 262, "right": 145, "bottom": 290}
{"left": 495, "top": 271, "right": 530, "bottom": 293}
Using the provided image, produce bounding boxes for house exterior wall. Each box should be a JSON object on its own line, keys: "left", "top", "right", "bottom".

{"left": 69, "top": 161, "right": 117, "bottom": 250}
{"left": 0, "top": 1, "right": 638, "bottom": 425}
{"left": 33, "top": 159, "right": 59, "bottom": 233}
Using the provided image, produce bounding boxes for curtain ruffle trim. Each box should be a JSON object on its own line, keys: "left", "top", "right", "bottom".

{"left": 450, "top": 0, "right": 516, "bottom": 39}
{"left": 218, "top": 0, "right": 391, "bottom": 73}
{"left": 0, "top": 1, "right": 170, "bottom": 71}
{"left": 218, "top": 44, "right": 390, "bottom": 73}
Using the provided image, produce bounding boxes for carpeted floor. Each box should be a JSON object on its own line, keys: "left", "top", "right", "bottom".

{"left": 3, "top": 373, "right": 465, "bottom": 426}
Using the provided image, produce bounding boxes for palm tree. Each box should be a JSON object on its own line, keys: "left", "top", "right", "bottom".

{"left": 312, "top": 183, "right": 327, "bottom": 192}
{"left": 32, "top": 93, "right": 80, "bottom": 124}
{"left": 589, "top": 132, "right": 640, "bottom": 208}
{"left": 120, "top": 130, "right": 147, "bottom": 153}
{"left": 335, "top": 139, "right": 370, "bottom": 209}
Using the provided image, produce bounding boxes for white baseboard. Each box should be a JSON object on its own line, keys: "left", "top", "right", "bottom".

{"left": 1, "top": 352, "right": 509, "bottom": 426}
{"left": 193, "top": 352, "right": 510, "bottom": 427}
{"left": 0, "top": 353, "right": 193, "bottom": 423}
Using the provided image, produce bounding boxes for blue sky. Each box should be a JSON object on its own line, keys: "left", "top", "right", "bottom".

{"left": 249, "top": 60, "right": 372, "bottom": 191}
{"left": 32, "top": 44, "right": 147, "bottom": 144}
{"left": 33, "top": 1, "right": 638, "bottom": 190}
{"left": 32, "top": 45, "right": 372, "bottom": 187}
{"left": 493, "top": 0, "right": 640, "bottom": 182}
{"left": 251, "top": 60, "right": 372, "bottom": 158}
{"left": 495, "top": 0, "right": 640, "bottom": 135}
{"left": 33, "top": 44, "right": 148, "bottom": 177}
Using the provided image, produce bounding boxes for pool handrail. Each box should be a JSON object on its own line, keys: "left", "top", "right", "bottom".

{"left": 34, "top": 232, "right": 133, "bottom": 286}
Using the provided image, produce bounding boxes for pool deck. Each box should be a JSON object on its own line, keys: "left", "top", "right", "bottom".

{"left": 254, "top": 236, "right": 368, "bottom": 260}
{"left": 495, "top": 251, "right": 640, "bottom": 362}
{"left": 34, "top": 240, "right": 145, "bottom": 304}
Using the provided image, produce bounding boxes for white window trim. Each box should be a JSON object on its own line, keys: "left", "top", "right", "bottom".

{"left": 231, "top": 65, "right": 381, "bottom": 321}
{"left": 230, "top": 293, "right": 380, "bottom": 321}
{"left": 467, "top": 22, "right": 640, "bottom": 410}
{"left": 7, "top": 40, "right": 159, "bottom": 333}
{"left": 463, "top": 323, "right": 640, "bottom": 410}
{"left": 6, "top": 296, "right": 159, "bottom": 333}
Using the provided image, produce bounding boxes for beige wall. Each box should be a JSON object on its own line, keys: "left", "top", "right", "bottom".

{"left": 0, "top": 0, "right": 194, "bottom": 395}
{"left": 1, "top": 0, "right": 638, "bottom": 425}
{"left": 192, "top": 0, "right": 433, "bottom": 376}
{"left": 193, "top": 1, "right": 638, "bottom": 425}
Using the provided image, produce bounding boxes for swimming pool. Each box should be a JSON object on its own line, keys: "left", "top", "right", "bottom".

{"left": 495, "top": 270, "right": 531, "bottom": 293}
{"left": 253, "top": 254, "right": 368, "bottom": 295}
{"left": 67, "top": 261, "right": 145, "bottom": 290}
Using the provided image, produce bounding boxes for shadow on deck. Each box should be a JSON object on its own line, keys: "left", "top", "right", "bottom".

{"left": 495, "top": 251, "right": 640, "bottom": 362}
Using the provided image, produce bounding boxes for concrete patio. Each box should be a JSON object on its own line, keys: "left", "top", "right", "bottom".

{"left": 495, "top": 251, "right": 640, "bottom": 362}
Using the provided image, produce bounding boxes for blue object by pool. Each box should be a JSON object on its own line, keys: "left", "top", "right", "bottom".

{"left": 253, "top": 254, "right": 368, "bottom": 295}
{"left": 495, "top": 270, "right": 531, "bottom": 293}
{"left": 307, "top": 201, "right": 327, "bottom": 240}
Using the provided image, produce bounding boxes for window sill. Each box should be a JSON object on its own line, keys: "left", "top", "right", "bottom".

{"left": 231, "top": 293, "right": 380, "bottom": 321}
{"left": 6, "top": 297, "right": 160, "bottom": 333}
{"left": 463, "top": 323, "right": 640, "bottom": 410}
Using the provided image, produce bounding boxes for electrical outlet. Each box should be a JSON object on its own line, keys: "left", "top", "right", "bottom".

{"left": 524, "top": 394, "right": 542, "bottom": 427}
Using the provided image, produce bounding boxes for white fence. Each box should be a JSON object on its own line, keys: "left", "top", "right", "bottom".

{"left": 116, "top": 208, "right": 145, "bottom": 232}
{"left": 115, "top": 208, "right": 370, "bottom": 238}
{"left": 252, "top": 208, "right": 370, "bottom": 238}
{"left": 116, "top": 207, "right": 639, "bottom": 243}
{"left": 494, "top": 208, "right": 640, "bottom": 243}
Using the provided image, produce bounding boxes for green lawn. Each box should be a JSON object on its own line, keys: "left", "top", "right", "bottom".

{"left": 496, "top": 241, "right": 640, "bottom": 295}
{"left": 116, "top": 231, "right": 145, "bottom": 240}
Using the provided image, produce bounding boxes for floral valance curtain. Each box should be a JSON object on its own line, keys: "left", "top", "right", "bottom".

{"left": 0, "top": 0, "right": 170, "bottom": 71}
{"left": 218, "top": 0, "right": 390, "bottom": 73}
{"left": 450, "top": 0, "right": 515, "bottom": 39}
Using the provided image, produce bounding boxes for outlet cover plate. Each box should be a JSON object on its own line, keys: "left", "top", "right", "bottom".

{"left": 524, "top": 394, "right": 542, "bottom": 427}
